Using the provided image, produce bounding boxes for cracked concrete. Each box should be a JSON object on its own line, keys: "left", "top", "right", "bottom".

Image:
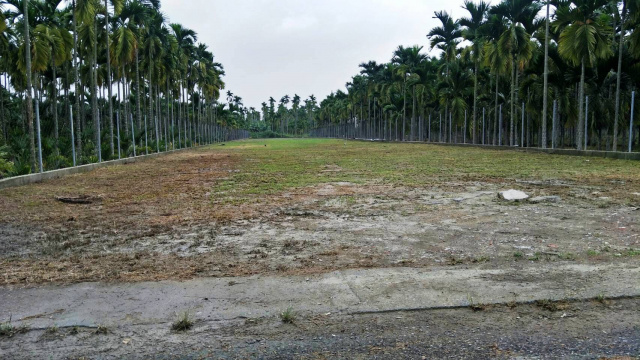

{"left": 1, "top": 262, "right": 638, "bottom": 332}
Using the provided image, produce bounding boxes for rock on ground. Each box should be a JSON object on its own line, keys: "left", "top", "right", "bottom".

{"left": 498, "top": 189, "right": 529, "bottom": 201}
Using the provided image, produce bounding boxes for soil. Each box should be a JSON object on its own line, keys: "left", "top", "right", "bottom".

{"left": 0, "top": 146, "right": 639, "bottom": 286}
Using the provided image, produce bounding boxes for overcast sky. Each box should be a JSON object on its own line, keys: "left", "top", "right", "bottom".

{"left": 162, "top": 0, "right": 468, "bottom": 109}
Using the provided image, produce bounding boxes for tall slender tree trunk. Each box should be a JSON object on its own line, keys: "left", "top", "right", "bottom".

{"left": 135, "top": 49, "right": 141, "bottom": 130}
{"left": 613, "top": 1, "right": 627, "bottom": 152}
{"left": 577, "top": 59, "right": 585, "bottom": 150}
{"left": 52, "top": 56, "right": 59, "bottom": 154}
{"left": 510, "top": 56, "right": 515, "bottom": 146}
{"left": 0, "top": 75, "right": 5, "bottom": 143}
{"left": 411, "top": 85, "right": 416, "bottom": 141}
{"left": 541, "top": 0, "right": 550, "bottom": 148}
{"left": 104, "top": 0, "right": 114, "bottom": 156}
{"left": 24, "top": 0, "right": 36, "bottom": 172}
{"left": 92, "top": 20, "right": 100, "bottom": 162}
{"left": 402, "top": 77, "right": 406, "bottom": 141}
{"left": 494, "top": 74, "right": 499, "bottom": 145}
{"left": 472, "top": 60, "right": 478, "bottom": 144}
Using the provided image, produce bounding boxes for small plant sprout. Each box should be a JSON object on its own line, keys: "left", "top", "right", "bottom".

{"left": 280, "top": 307, "right": 296, "bottom": 324}
{"left": 171, "top": 311, "right": 194, "bottom": 331}
{"left": 94, "top": 325, "right": 110, "bottom": 335}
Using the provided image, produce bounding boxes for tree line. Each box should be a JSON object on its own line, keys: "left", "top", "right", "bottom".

{"left": 311, "top": 0, "right": 640, "bottom": 153}
{"left": 0, "top": 0, "right": 249, "bottom": 179}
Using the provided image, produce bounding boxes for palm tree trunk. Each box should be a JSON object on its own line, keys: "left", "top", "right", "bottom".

{"left": 104, "top": 0, "right": 114, "bottom": 157}
{"left": 92, "top": 19, "right": 100, "bottom": 162}
{"left": 541, "top": 0, "right": 550, "bottom": 148}
{"left": 52, "top": 56, "right": 59, "bottom": 155}
{"left": 24, "top": 0, "right": 36, "bottom": 172}
{"left": 577, "top": 59, "right": 585, "bottom": 150}
{"left": 494, "top": 74, "right": 499, "bottom": 146}
{"left": 402, "top": 78, "right": 406, "bottom": 141}
{"left": 135, "top": 49, "right": 141, "bottom": 130}
{"left": 473, "top": 60, "right": 478, "bottom": 144}
{"left": 613, "top": 2, "right": 627, "bottom": 152}
{"left": 510, "top": 56, "right": 515, "bottom": 146}
{"left": 411, "top": 85, "right": 416, "bottom": 141}
{"left": 72, "top": 1, "right": 82, "bottom": 165}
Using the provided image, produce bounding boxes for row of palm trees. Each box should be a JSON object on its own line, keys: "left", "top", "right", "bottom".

{"left": 311, "top": 0, "right": 640, "bottom": 152}
{"left": 257, "top": 94, "right": 318, "bottom": 136}
{"left": 0, "top": 0, "right": 249, "bottom": 178}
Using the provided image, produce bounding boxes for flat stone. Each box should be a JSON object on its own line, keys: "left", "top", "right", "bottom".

{"left": 529, "top": 196, "right": 561, "bottom": 204}
{"left": 498, "top": 189, "right": 529, "bottom": 201}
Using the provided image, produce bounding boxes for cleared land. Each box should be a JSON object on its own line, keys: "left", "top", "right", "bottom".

{"left": 1, "top": 139, "right": 640, "bottom": 358}
{"left": 0, "top": 138, "right": 639, "bottom": 286}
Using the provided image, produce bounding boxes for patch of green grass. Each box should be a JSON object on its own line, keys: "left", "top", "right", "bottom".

{"left": 625, "top": 249, "right": 640, "bottom": 257}
{"left": 513, "top": 251, "right": 524, "bottom": 259}
{"left": 171, "top": 311, "right": 194, "bottom": 332}
{"left": 280, "top": 307, "right": 296, "bottom": 324}
{"left": 558, "top": 253, "right": 576, "bottom": 261}
{"left": 207, "top": 139, "right": 640, "bottom": 203}
{"left": 528, "top": 253, "right": 541, "bottom": 261}
{"left": 587, "top": 249, "right": 599, "bottom": 257}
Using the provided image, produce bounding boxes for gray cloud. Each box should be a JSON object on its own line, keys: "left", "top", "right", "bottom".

{"left": 162, "top": 0, "right": 468, "bottom": 108}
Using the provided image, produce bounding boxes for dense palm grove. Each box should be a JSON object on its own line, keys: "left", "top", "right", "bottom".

{"left": 0, "top": 0, "right": 250, "bottom": 178}
{"left": 310, "top": 0, "right": 640, "bottom": 153}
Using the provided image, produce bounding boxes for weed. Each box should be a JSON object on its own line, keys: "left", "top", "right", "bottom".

{"left": 0, "top": 321, "right": 29, "bottom": 337}
{"left": 45, "top": 325, "right": 58, "bottom": 334}
{"left": 280, "top": 307, "right": 296, "bottom": 324}
{"left": 558, "top": 253, "right": 576, "bottom": 261}
{"left": 587, "top": 249, "right": 599, "bottom": 257}
{"left": 0, "top": 322, "right": 14, "bottom": 337}
{"left": 535, "top": 299, "right": 569, "bottom": 312}
{"left": 596, "top": 293, "right": 606, "bottom": 303}
{"left": 528, "top": 253, "right": 540, "bottom": 261}
{"left": 466, "top": 294, "right": 488, "bottom": 311}
{"left": 626, "top": 249, "right": 640, "bottom": 257}
{"left": 171, "top": 311, "right": 194, "bottom": 332}
{"left": 513, "top": 252, "right": 524, "bottom": 259}
{"left": 69, "top": 326, "right": 80, "bottom": 335}
{"left": 471, "top": 256, "right": 490, "bottom": 263}
{"left": 94, "top": 325, "right": 109, "bottom": 335}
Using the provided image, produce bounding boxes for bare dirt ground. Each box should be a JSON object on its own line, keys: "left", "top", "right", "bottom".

{"left": 0, "top": 140, "right": 639, "bottom": 286}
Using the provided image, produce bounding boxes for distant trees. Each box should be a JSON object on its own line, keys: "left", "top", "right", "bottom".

{"left": 0, "top": 0, "right": 248, "bottom": 178}
{"left": 312, "top": 0, "right": 640, "bottom": 152}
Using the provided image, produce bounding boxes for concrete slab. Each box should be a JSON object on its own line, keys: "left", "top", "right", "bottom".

{"left": 1, "top": 263, "right": 638, "bottom": 329}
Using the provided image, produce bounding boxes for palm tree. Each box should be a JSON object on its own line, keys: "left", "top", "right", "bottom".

{"left": 483, "top": 13, "right": 510, "bottom": 145}
{"left": 460, "top": 0, "right": 489, "bottom": 144}
{"left": 554, "top": 0, "right": 613, "bottom": 150}
{"left": 491, "top": 0, "right": 540, "bottom": 146}
{"left": 541, "top": 0, "right": 551, "bottom": 148}
{"left": 24, "top": 0, "right": 36, "bottom": 171}
{"left": 392, "top": 45, "right": 427, "bottom": 141}
{"left": 103, "top": 0, "right": 123, "bottom": 157}
{"left": 428, "top": 11, "right": 462, "bottom": 142}
{"left": 613, "top": 0, "right": 629, "bottom": 151}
